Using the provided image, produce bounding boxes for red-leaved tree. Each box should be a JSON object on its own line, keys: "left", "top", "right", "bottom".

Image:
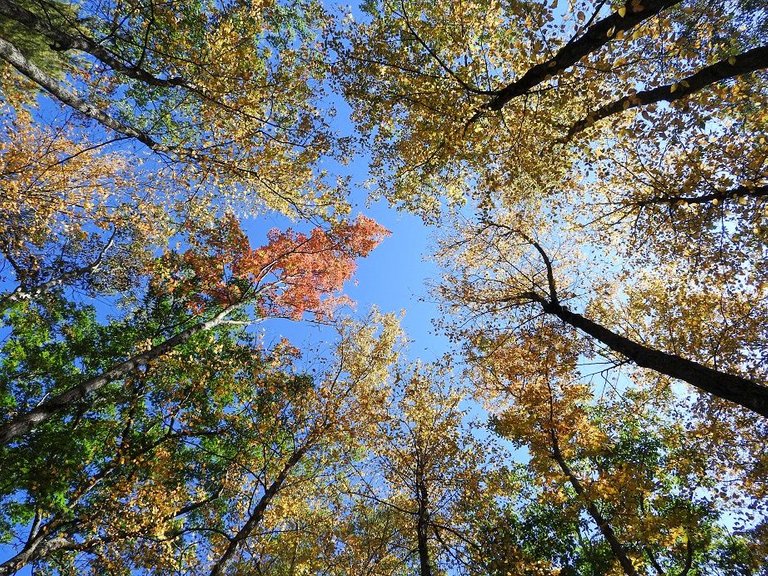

{"left": 0, "top": 215, "right": 389, "bottom": 445}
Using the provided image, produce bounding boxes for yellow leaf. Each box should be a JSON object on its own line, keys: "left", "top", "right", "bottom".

{"left": 618, "top": 6, "right": 627, "bottom": 17}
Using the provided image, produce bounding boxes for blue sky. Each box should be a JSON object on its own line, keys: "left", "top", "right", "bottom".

{"left": 247, "top": 192, "right": 451, "bottom": 364}
{"left": 238, "top": 68, "right": 452, "bottom": 363}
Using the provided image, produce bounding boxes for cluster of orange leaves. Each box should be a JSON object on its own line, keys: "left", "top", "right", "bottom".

{"left": 173, "top": 214, "right": 389, "bottom": 319}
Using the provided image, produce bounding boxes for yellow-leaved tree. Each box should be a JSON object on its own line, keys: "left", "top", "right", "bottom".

{"left": 338, "top": 0, "right": 768, "bottom": 417}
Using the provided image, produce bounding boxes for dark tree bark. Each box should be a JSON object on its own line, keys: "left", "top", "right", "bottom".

{"left": 415, "top": 473, "right": 433, "bottom": 576}
{"left": 538, "top": 299, "right": 768, "bottom": 418}
{"left": 499, "top": 228, "right": 768, "bottom": 419}
{"left": 482, "top": 0, "right": 684, "bottom": 112}
{"left": 548, "top": 428, "right": 640, "bottom": 576}
{"left": 627, "top": 183, "right": 768, "bottom": 209}
{"left": 564, "top": 44, "right": 768, "bottom": 140}
{"left": 511, "top": 286, "right": 768, "bottom": 417}
{"left": 208, "top": 443, "right": 311, "bottom": 576}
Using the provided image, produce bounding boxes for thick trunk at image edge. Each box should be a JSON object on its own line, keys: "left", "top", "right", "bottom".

{"left": 541, "top": 301, "right": 768, "bottom": 418}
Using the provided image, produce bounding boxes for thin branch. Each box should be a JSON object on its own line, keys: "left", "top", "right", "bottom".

{"left": 398, "top": 0, "right": 494, "bottom": 96}
{"left": 2, "top": 229, "right": 117, "bottom": 304}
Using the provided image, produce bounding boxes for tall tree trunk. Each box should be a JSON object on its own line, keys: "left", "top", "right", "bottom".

{"left": 0, "top": 34, "right": 159, "bottom": 149}
{"left": 208, "top": 443, "right": 311, "bottom": 576}
{"left": 548, "top": 429, "right": 640, "bottom": 576}
{"left": 536, "top": 299, "right": 768, "bottom": 418}
{"left": 415, "top": 457, "right": 433, "bottom": 576}
{"left": 0, "top": 307, "right": 239, "bottom": 445}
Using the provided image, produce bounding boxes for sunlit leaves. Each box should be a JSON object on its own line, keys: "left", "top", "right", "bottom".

{"left": 154, "top": 214, "right": 389, "bottom": 319}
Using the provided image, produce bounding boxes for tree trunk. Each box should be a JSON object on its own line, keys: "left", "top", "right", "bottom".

{"left": 208, "top": 443, "right": 310, "bottom": 576}
{"left": 0, "top": 34, "right": 159, "bottom": 149}
{"left": 413, "top": 446, "right": 433, "bottom": 576}
{"left": 549, "top": 429, "right": 640, "bottom": 576}
{"left": 539, "top": 300, "right": 768, "bottom": 418}
{"left": 0, "top": 308, "right": 237, "bottom": 445}
{"left": 485, "top": 0, "right": 684, "bottom": 111}
{"left": 416, "top": 476, "right": 433, "bottom": 576}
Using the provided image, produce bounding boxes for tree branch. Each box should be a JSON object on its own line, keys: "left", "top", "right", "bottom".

{"left": 0, "top": 0, "right": 190, "bottom": 89}
{"left": 504, "top": 236, "right": 768, "bottom": 417}
{"left": 2, "top": 229, "right": 117, "bottom": 305}
{"left": 208, "top": 442, "right": 312, "bottom": 576}
{"left": 564, "top": 44, "right": 768, "bottom": 140}
{"left": 538, "top": 300, "right": 768, "bottom": 417}
{"left": 398, "top": 0, "right": 493, "bottom": 96}
{"left": 480, "top": 0, "right": 684, "bottom": 113}
{"left": 626, "top": 183, "right": 768, "bottom": 210}
{"left": 0, "top": 304, "right": 244, "bottom": 445}
{"left": 0, "top": 34, "right": 161, "bottom": 150}
{"left": 547, "top": 427, "right": 640, "bottom": 576}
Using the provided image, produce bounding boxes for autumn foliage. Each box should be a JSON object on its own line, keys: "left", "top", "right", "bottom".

{"left": 1, "top": 0, "right": 767, "bottom": 574}
{"left": 165, "top": 214, "right": 389, "bottom": 318}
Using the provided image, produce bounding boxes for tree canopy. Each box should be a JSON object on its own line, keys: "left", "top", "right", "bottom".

{"left": 1, "top": 0, "right": 766, "bottom": 574}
